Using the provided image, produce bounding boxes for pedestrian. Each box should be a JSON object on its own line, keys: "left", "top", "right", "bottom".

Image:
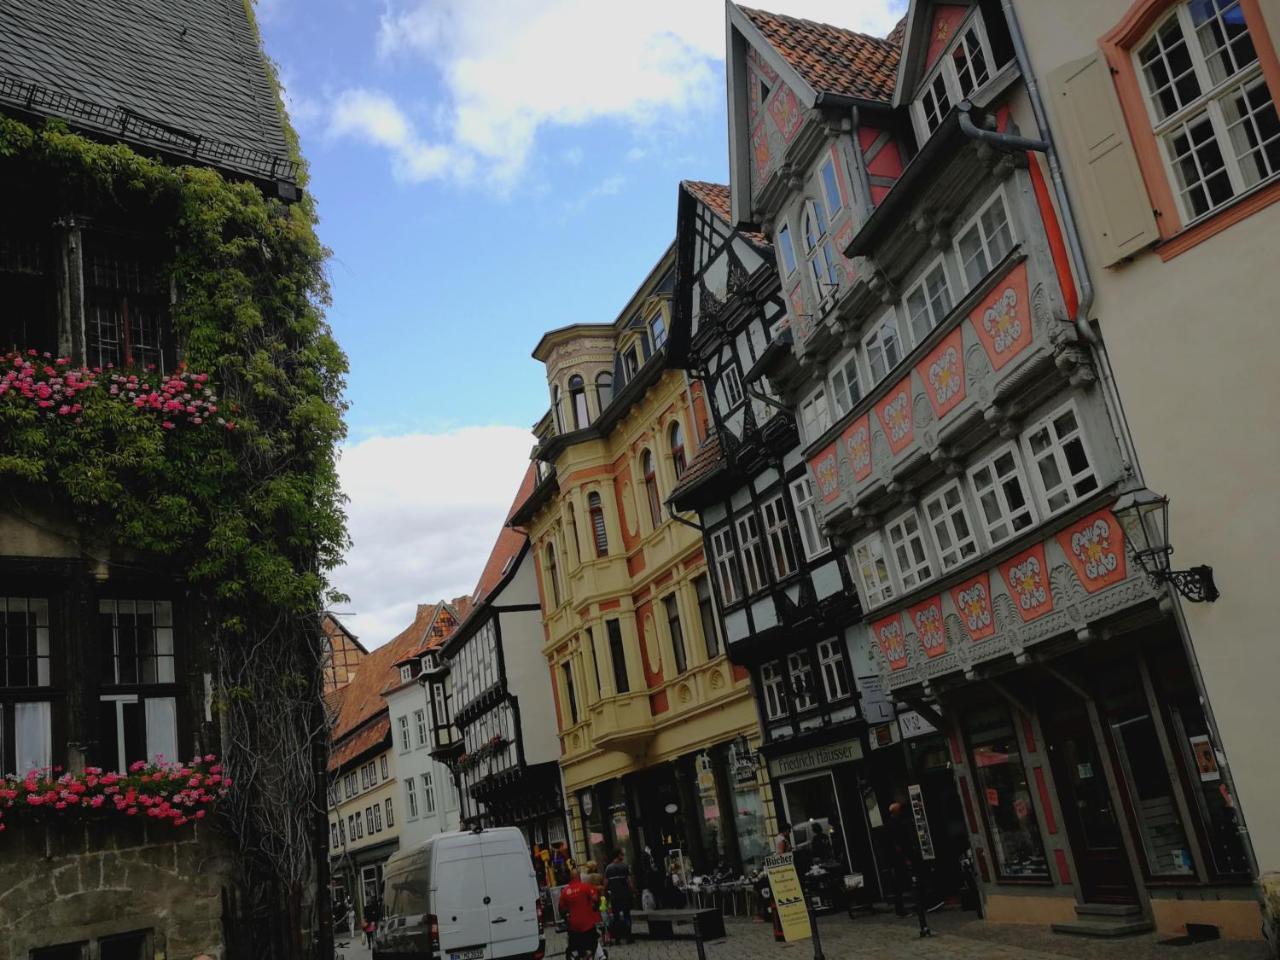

{"left": 605, "top": 849, "right": 636, "bottom": 944}
{"left": 775, "top": 821, "right": 792, "bottom": 854}
{"left": 886, "top": 800, "right": 931, "bottom": 937}
{"left": 559, "top": 870, "right": 603, "bottom": 960}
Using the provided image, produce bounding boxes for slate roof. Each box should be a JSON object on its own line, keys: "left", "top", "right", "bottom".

{"left": 0, "top": 0, "right": 295, "bottom": 181}
{"left": 741, "top": 6, "right": 902, "bottom": 103}
{"left": 669, "top": 432, "right": 726, "bottom": 502}
{"left": 682, "top": 180, "right": 769, "bottom": 246}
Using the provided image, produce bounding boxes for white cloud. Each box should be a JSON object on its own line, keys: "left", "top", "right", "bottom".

{"left": 328, "top": 88, "right": 469, "bottom": 183}
{"left": 330, "top": 0, "right": 901, "bottom": 188}
{"left": 332, "top": 425, "right": 535, "bottom": 648}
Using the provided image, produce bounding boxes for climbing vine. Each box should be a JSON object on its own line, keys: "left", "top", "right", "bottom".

{"left": 0, "top": 115, "right": 348, "bottom": 954}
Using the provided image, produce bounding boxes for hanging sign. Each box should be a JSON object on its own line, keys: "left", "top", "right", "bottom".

{"left": 762, "top": 853, "right": 812, "bottom": 942}
{"left": 908, "top": 784, "right": 936, "bottom": 861}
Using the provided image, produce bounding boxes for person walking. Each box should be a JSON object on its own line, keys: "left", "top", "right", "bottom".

{"left": 604, "top": 850, "right": 636, "bottom": 944}
{"left": 886, "top": 801, "right": 931, "bottom": 937}
{"left": 559, "top": 871, "right": 603, "bottom": 960}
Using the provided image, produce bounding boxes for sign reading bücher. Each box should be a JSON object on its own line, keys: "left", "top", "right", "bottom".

{"left": 763, "top": 853, "right": 811, "bottom": 942}
{"left": 768, "top": 738, "right": 863, "bottom": 778}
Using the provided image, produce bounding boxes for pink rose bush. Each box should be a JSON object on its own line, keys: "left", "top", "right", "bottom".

{"left": 0, "top": 755, "right": 230, "bottom": 832}
{"left": 0, "top": 350, "right": 235, "bottom": 430}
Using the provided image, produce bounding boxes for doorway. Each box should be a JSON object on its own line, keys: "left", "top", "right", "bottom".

{"left": 780, "top": 772, "right": 853, "bottom": 870}
{"left": 1042, "top": 700, "right": 1138, "bottom": 903}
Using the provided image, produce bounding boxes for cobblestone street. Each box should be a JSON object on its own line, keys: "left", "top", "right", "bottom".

{"left": 337, "top": 909, "right": 1271, "bottom": 960}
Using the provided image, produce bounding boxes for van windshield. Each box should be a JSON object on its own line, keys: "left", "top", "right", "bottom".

{"left": 385, "top": 867, "right": 430, "bottom": 917}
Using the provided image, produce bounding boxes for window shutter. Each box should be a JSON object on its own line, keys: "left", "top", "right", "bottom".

{"left": 1046, "top": 52, "right": 1159, "bottom": 266}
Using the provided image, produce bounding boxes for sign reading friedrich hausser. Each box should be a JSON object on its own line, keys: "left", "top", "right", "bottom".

{"left": 769, "top": 738, "right": 863, "bottom": 778}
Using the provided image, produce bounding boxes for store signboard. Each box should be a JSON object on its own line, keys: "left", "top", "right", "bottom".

{"left": 898, "top": 710, "right": 937, "bottom": 739}
{"left": 908, "top": 783, "right": 936, "bottom": 861}
{"left": 763, "top": 853, "right": 811, "bottom": 942}
{"left": 768, "top": 738, "right": 863, "bottom": 778}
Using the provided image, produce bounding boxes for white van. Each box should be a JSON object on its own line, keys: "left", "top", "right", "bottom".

{"left": 375, "top": 826, "right": 545, "bottom": 960}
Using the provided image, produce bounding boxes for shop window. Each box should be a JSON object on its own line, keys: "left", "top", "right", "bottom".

{"left": 99, "top": 930, "right": 150, "bottom": 960}
{"left": 923, "top": 482, "right": 980, "bottom": 571}
{"left": 694, "top": 575, "right": 720, "bottom": 659}
{"left": 710, "top": 526, "right": 743, "bottom": 605}
{"left": 965, "top": 706, "right": 1049, "bottom": 879}
{"left": 606, "top": 619, "right": 629, "bottom": 694}
{"left": 734, "top": 511, "right": 769, "bottom": 595}
{"left": 956, "top": 191, "right": 1015, "bottom": 290}
{"left": 967, "top": 444, "right": 1037, "bottom": 546}
{"left": 759, "top": 662, "right": 788, "bottom": 720}
{"left": 787, "top": 650, "right": 816, "bottom": 711}
{"left": 863, "top": 311, "right": 902, "bottom": 385}
{"left": 760, "top": 493, "right": 798, "bottom": 580}
{"left": 886, "top": 510, "right": 933, "bottom": 591}
{"left": 817, "top": 639, "right": 851, "bottom": 703}
{"left": 663, "top": 594, "right": 688, "bottom": 674}
{"left": 851, "top": 533, "right": 895, "bottom": 608}
{"left": 789, "top": 476, "right": 829, "bottom": 560}
{"left": 31, "top": 943, "right": 89, "bottom": 960}
{"left": 902, "top": 257, "right": 953, "bottom": 346}
{"left": 1021, "top": 403, "right": 1098, "bottom": 516}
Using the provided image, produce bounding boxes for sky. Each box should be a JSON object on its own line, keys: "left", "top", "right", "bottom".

{"left": 256, "top": 0, "right": 905, "bottom": 647}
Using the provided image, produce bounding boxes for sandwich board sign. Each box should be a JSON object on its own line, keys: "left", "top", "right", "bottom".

{"left": 763, "top": 852, "right": 811, "bottom": 942}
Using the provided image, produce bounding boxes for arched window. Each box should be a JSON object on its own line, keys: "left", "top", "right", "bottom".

{"left": 642, "top": 450, "right": 662, "bottom": 530}
{"left": 596, "top": 371, "right": 614, "bottom": 410}
{"left": 569, "top": 374, "right": 590, "bottom": 429}
{"left": 551, "top": 385, "right": 564, "bottom": 434}
{"left": 802, "top": 200, "right": 840, "bottom": 297}
{"left": 588, "top": 492, "right": 608, "bottom": 557}
{"left": 670, "top": 421, "right": 687, "bottom": 480}
{"left": 545, "top": 543, "right": 561, "bottom": 608}
{"left": 567, "top": 503, "right": 580, "bottom": 565}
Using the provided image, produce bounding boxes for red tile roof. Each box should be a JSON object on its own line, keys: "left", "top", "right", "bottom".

{"left": 473, "top": 464, "right": 537, "bottom": 606}
{"left": 682, "top": 180, "right": 768, "bottom": 245}
{"left": 885, "top": 15, "right": 907, "bottom": 46}
{"left": 670, "top": 432, "right": 726, "bottom": 501}
{"left": 741, "top": 6, "right": 901, "bottom": 103}
{"left": 330, "top": 715, "right": 390, "bottom": 771}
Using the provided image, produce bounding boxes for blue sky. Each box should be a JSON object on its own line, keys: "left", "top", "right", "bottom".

{"left": 255, "top": 0, "right": 903, "bottom": 645}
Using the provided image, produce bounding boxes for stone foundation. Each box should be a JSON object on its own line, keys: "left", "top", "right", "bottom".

{"left": 0, "top": 819, "right": 235, "bottom": 960}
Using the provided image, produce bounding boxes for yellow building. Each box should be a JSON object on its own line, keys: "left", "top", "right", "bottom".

{"left": 511, "top": 245, "right": 776, "bottom": 879}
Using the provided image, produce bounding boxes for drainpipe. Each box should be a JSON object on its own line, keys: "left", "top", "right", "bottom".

{"left": 996, "top": 0, "right": 1261, "bottom": 884}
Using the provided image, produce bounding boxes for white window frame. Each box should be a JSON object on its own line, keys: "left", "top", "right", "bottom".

{"left": 710, "top": 526, "right": 742, "bottom": 605}
{"left": 902, "top": 254, "right": 954, "bottom": 347}
{"left": 922, "top": 480, "right": 981, "bottom": 572}
{"left": 967, "top": 443, "right": 1038, "bottom": 546}
{"left": 912, "top": 9, "right": 995, "bottom": 141}
{"left": 851, "top": 532, "right": 896, "bottom": 608}
{"left": 817, "top": 638, "right": 851, "bottom": 702}
{"left": 405, "top": 775, "right": 419, "bottom": 820}
{"left": 1134, "top": 1, "right": 1278, "bottom": 223}
{"left": 414, "top": 708, "right": 428, "bottom": 747}
{"left": 863, "top": 311, "right": 903, "bottom": 385}
{"left": 787, "top": 651, "right": 817, "bottom": 711}
{"left": 721, "top": 363, "right": 745, "bottom": 409}
{"left": 800, "top": 199, "right": 840, "bottom": 303}
{"left": 828, "top": 346, "right": 863, "bottom": 418}
{"left": 398, "top": 714, "right": 411, "bottom": 753}
{"left": 1020, "top": 401, "right": 1100, "bottom": 516}
{"left": 789, "top": 476, "right": 830, "bottom": 560}
{"left": 886, "top": 509, "right": 934, "bottom": 592}
{"left": 954, "top": 187, "right": 1016, "bottom": 292}
{"left": 422, "top": 768, "right": 437, "bottom": 816}
{"left": 650, "top": 312, "right": 667, "bottom": 350}
{"left": 799, "top": 386, "right": 831, "bottom": 445}
{"left": 818, "top": 156, "right": 844, "bottom": 219}
{"left": 735, "top": 511, "right": 769, "bottom": 595}
{"left": 399, "top": 664, "right": 412, "bottom": 683}
{"left": 760, "top": 662, "right": 787, "bottom": 720}
{"left": 760, "top": 493, "right": 798, "bottom": 580}
{"left": 777, "top": 223, "right": 798, "bottom": 276}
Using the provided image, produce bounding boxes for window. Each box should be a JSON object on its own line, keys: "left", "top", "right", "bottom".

{"left": 923, "top": 482, "right": 980, "bottom": 571}
{"left": 586, "top": 627, "right": 601, "bottom": 698}
{"left": 606, "top": 619, "right": 629, "bottom": 694}
{"left": 355, "top": 813, "right": 364, "bottom": 839}
{"left": 760, "top": 494, "right": 798, "bottom": 580}
{"left": 372, "top": 803, "right": 383, "bottom": 832}
{"left": 886, "top": 510, "right": 933, "bottom": 591}
{"left": 642, "top": 450, "right": 663, "bottom": 530}
{"left": 916, "top": 15, "right": 993, "bottom": 137}
{"left": 588, "top": 492, "right": 609, "bottom": 557}
{"left": 956, "top": 191, "right": 1015, "bottom": 289}
{"left": 1022, "top": 403, "right": 1099, "bottom": 515}
{"left": 852, "top": 533, "right": 895, "bottom": 607}
{"left": 670, "top": 421, "right": 687, "bottom": 479}
{"left": 721, "top": 363, "right": 745, "bottom": 408}
{"left": 405, "top": 776, "right": 419, "bottom": 819}
{"left": 552, "top": 385, "right": 563, "bottom": 434}
{"left": 414, "top": 708, "right": 428, "bottom": 747}
{"left": 903, "top": 258, "right": 953, "bottom": 346}
{"left": 777, "top": 224, "right": 798, "bottom": 275}
{"left": 735, "top": 512, "right": 769, "bottom": 595}
{"left": 566, "top": 503, "right": 581, "bottom": 564}
{"left": 623, "top": 346, "right": 640, "bottom": 379}
{"left": 83, "top": 234, "right": 166, "bottom": 373}
{"left": 380, "top": 755, "right": 388, "bottom": 779}
{"left": 789, "top": 476, "right": 829, "bottom": 560}
{"left": 694, "top": 575, "right": 720, "bottom": 659}
{"left": 1136, "top": 0, "right": 1278, "bottom": 221}
{"left": 331, "top": 822, "right": 339, "bottom": 848}
{"left": 819, "top": 157, "right": 844, "bottom": 218}
{"left": 545, "top": 543, "right": 561, "bottom": 609}
{"left": 562, "top": 661, "right": 579, "bottom": 724}
{"left": 360, "top": 764, "right": 369, "bottom": 790}
{"left": 596, "top": 372, "right": 614, "bottom": 410}
{"left": 422, "top": 768, "right": 437, "bottom": 815}
{"left": 968, "top": 445, "right": 1037, "bottom": 546}
{"left": 965, "top": 706, "right": 1049, "bottom": 878}
{"left": 399, "top": 664, "right": 412, "bottom": 683}
{"left": 828, "top": 349, "right": 862, "bottom": 418}
{"left": 787, "top": 651, "right": 816, "bottom": 711}
{"left": 385, "top": 797, "right": 394, "bottom": 827}
{"left": 663, "top": 594, "right": 688, "bottom": 674}
{"left": 801, "top": 200, "right": 840, "bottom": 299}
{"left": 398, "top": 714, "right": 411, "bottom": 753}
{"left": 100, "top": 600, "right": 174, "bottom": 685}
{"left": 2, "top": 596, "right": 51, "bottom": 688}
{"left": 710, "top": 526, "right": 743, "bottom": 605}
{"left": 569, "top": 374, "right": 590, "bottom": 430}
{"left": 920, "top": 70, "right": 953, "bottom": 134}
{"left": 817, "top": 639, "right": 851, "bottom": 702}
{"left": 799, "top": 387, "right": 831, "bottom": 444}
{"left": 760, "top": 662, "right": 788, "bottom": 720}
{"left": 864, "top": 313, "right": 902, "bottom": 384}
{"left": 650, "top": 313, "right": 667, "bottom": 350}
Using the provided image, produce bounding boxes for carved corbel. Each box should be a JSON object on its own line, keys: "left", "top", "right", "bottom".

{"left": 1049, "top": 323, "right": 1097, "bottom": 387}
{"left": 929, "top": 445, "right": 963, "bottom": 477}
{"left": 984, "top": 401, "right": 1022, "bottom": 438}
{"left": 913, "top": 209, "right": 952, "bottom": 251}
{"left": 864, "top": 258, "right": 895, "bottom": 304}
{"left": 886, "top": 479, "right": 918, "bottom": 508}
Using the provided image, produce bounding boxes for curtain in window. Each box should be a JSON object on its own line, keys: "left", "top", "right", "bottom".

{"left": 145, "top": 696, "right": 178, "bottom": 764}
{"left": 15, "top": 700, "right": 51, "bottom": 773}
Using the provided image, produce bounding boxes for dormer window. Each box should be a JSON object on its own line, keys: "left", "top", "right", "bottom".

{"left": 650, "top": 313, "right": 667, "bottom": 350}
{"left": 801, "top": 201, "right": 840, "bottom": 301}
{"left": 400, "top": 665, "right": 413, "bottom": 683}
{"left": 914, "top": 11, "right": 994, "bottom": 139}
{"left": 623, "top": 345, "right": 640, "bottom": 379}
{"left": 569, "top": 374, "right": 590, "bottom": 429}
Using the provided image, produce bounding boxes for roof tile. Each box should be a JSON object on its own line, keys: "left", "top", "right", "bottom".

{"left": 682, "top": 180, "right": 769, "bottom": 245}
{"left": 670, "top": 432, "right": 726, "bottom": 501}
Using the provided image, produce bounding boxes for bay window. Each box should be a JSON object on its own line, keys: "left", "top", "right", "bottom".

{"left": 816, "top": 638, "right": 851, "bottom": 702}
{"left": 914, "top": 13, "right": 994, "bottom": 139}
{"left": 801, "top": 200, "right": 840, "bottom": 300}
{"left": 787, "top": 651, "right": 816, "bottom": 711}
{"left": 569, "top": 374, "right": 590, "bottom": 430}
{"left": 642, "top": 449, "right": 663, "bottom": 530}
{"left": 663, "top": 594, "right": 688, "bottom": 674}
{"left": 588, "top": 492, "right": 609, "bottom": 556}
{"left": 851, "top": 533, "right": 895, "bottom": 608}
{"left": 710, "top": 526, "right": 743, "bottom": 605}
{"left": 760, "top": 662, "right": 787, "bottom": 720}
{"left": 923, "top": 482, "right": 980, "bottom": 571}
{"left": 694, "top": 574, "right": 720, "bottom": 659}
{"left": 828, "top": 348, "right": 863, "bottom": 417}
{"left": 777, "top": 223, "right": 798, "bottom": 276}
{"left": 1021, "top": 403, "right": 1099, "bottom": 515}
{"left": 606, "top": 619, "right": 630, "bottom": 693}
{"left": 956, "top": 191, "right": 1015, "bottom": 290}
{"left": 903, "top": 257, "right": 953, "bottom": 346}
{"left": 864, "top": 312, "right": 902, "bottom": 384}
{"left": 968, "top": 445, "right": 1037, "bottom": 546}
{"left": 799, "top": 387, "right": 831, "bottom": 444}
{"left": 886, "top": 510, "right": 933, "bottom": 591}
{"left": 819, "top": 156, "right": 844, "bottom": 219}
{"left": 735, "top": 511, "right": 769, "bottom": 594}
{"left": 760, "top": 493, "right": 798, "bottom": 580}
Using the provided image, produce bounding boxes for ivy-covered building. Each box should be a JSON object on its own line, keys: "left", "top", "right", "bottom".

{"left": 0, "top": 2, "right": 345, "bottom": 959}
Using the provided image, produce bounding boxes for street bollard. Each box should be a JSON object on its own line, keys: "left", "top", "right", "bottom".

{"left": 807, "top": 901, "right": 825, "bottom": 960}
{"left": 694, "top": 916, "right": 708, "bottom": 960}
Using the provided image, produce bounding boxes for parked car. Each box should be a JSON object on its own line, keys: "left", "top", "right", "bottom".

{"left": 375, "top": 826, "right": 545, "bottom": 960}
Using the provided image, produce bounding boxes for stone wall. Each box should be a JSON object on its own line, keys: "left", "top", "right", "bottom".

{"left": 0, "top": 819, "right": 235, "bottom": 960}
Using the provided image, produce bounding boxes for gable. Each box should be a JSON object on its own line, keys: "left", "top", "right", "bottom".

{"left": 923, "top": 4, "right": 971, "bottom": 75}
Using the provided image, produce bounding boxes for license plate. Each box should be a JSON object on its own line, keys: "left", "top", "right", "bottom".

{"left": 450, "top": 950, "right": 484, "bottom": 960}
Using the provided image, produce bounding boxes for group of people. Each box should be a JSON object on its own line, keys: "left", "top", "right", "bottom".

{"left": 558, "top": 850, "right": 638, "bottom": 959}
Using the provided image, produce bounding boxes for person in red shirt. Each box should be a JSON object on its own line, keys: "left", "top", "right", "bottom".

{"left": 558, "top": 875, "right": 602, "bottom": 959}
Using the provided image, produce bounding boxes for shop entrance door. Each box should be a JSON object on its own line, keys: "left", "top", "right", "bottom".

{"left": 1043, "top": 701, "right": 1138, "bottom": 904}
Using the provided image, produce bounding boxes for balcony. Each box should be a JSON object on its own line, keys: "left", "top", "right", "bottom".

{"left": 588, "top": 690, "right": 654, "bottom": 750}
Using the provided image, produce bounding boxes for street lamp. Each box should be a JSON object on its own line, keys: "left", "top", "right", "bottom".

{"left": 1112, "top": 488, "right": 1219, "bottom": 603}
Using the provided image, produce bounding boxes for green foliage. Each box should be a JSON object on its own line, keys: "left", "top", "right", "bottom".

{"left": 0, "top": 116, "right": 349, "bottom": 626}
